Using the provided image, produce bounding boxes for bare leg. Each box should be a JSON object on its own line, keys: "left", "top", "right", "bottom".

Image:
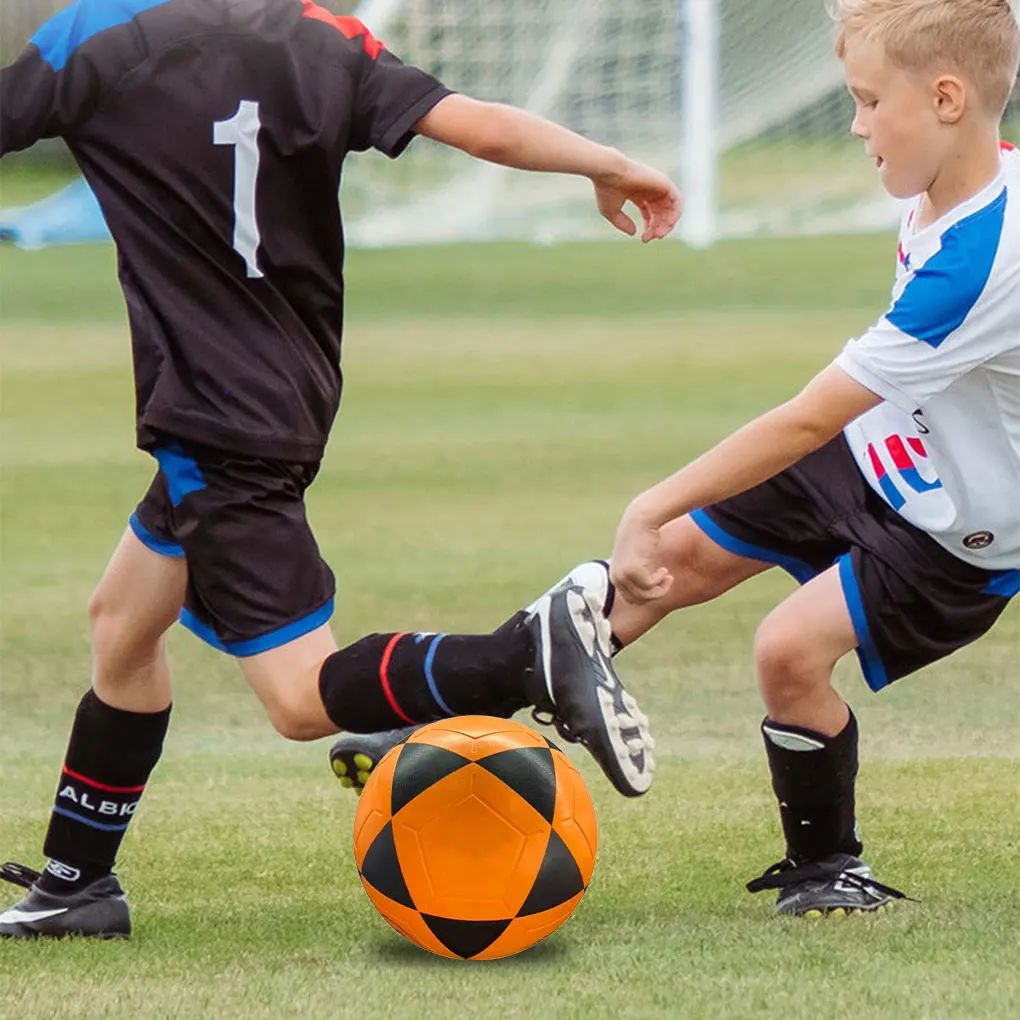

{"left": 89, "top": 528, "right": 188, "bottom": 711}
{"left": 753, "top": 564, "right": 857, "bottom": 735}
{"left": 610, "top": 514, "right": 773, "bottom": 645}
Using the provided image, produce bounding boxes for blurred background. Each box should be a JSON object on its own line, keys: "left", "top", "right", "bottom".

{"left": 4, "top": 0, "right": 1017, "bottom": 249}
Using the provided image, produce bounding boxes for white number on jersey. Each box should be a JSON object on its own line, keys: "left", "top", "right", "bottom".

{"left": 213, "top": 100, "right": 264, "bottom": 279}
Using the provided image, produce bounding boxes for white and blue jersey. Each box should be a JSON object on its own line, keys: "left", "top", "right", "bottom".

{"left": 837, "top": 144, "right": 1020, "bottom": 572}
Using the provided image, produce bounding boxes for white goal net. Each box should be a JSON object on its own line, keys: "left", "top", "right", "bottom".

{"left": 341, "top": 0, "right": 908, "bottom": 247}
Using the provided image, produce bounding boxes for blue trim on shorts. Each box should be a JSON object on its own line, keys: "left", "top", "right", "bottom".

{"left": 837, "top": 553, "right": 889, "bottom": 692}
{"left": 51, "top": 805, "right": 131, "bottom": 832}
{"left": 153, "top": 443, "right": 207, "bottom": 507}
{"left": 129, "top": 512, "right": 185, "bottom": 559}
{"left": 179, "top": 599, "right": 335, "bottom": 658}
{"left": 984, "top": 570, "right": 1020, "bottom": 599}
{"left": 690, "top": 508, "right": 818, "bottom": 585}
{"left": 423, "top": 634, "right": 455, "bottom": 717}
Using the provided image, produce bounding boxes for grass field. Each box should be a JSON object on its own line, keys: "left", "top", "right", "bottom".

{"left": 1, "top": 208, "right": 1018, "bottom": 1020}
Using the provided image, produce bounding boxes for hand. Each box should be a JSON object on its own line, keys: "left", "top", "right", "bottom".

{"left": 592, "top": 157, "right": 683, "bottom": 242}
{"left": 610, "top": 507, "right": 675, "bottom": 604}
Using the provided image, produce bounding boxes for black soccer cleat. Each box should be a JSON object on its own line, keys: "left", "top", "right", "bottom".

{"left": 523, "top": 560, "right": 655, "bottom": 797}
{"left": 746, "top": 853, "right": 911, "bottom": 916}
{"left": 0, "top": 862, "right": 131, "bottom": 939}
{"left": 329, "top": 726, "right": 421, "bottom": 793}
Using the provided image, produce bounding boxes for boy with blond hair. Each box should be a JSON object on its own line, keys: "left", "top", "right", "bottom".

{"left": 332, "top": 0, "right": 1020, "bottom": 916}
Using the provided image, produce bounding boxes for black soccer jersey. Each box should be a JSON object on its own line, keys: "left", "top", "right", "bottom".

{"left": 1, "top": 0, "right": 451, "bottom": 460}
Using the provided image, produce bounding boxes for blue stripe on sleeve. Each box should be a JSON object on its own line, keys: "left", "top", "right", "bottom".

{"left": 32, "top": 0, "right": 173, "bottom": 72}
{"left": 886, "top": 188, "right": 1006, "bottom": 348}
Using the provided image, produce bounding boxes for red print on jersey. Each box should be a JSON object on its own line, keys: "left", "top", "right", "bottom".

{"left": 1002, "top": 141, "right": 1015, "bottom": 152}
{"left": 300, "top": 1, "right": 384, "bottom": 59}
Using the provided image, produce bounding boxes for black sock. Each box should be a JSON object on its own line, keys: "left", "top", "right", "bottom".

{"left": 38, "top": 690, "right": 171, "bottom": 894}
{"left": 319, "top": 612, "right": 533, "bottom": 732}
{"left": 761, "top": 710, "right": 862, "bottom": 864}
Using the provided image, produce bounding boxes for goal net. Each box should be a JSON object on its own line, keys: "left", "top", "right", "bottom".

{"left": 340, "top": 0, "right": 907, "bottom": 247}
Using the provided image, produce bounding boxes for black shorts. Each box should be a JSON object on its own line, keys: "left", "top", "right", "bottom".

{"left": 692, "top": 436, "right": 1018, "bottom": 691}
{"left": 131, "top": 436, "right": 335, "bottom": 656}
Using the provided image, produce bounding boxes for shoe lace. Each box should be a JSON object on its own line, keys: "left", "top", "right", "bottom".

{"left": 531, "top": 708, "right": 582, "bottom": 745}
{"left": 745, "top": 858, "right": 911, "bottom": 901}
{"left": 1, "top": 861, "right": 41, "bottom": 890}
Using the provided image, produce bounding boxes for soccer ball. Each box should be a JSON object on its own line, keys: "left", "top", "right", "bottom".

{"left": 353, "top": 715, "right": 598, "bottom": 960}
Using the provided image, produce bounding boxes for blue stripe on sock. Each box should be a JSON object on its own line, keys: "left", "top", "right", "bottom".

{"left": 837, "top": 553, "right": 889, "bottom": 692}
{"left": 423, "top": 634, "right": 455, "bottom": 717}
{"left": 690, "top": 508, "right": 818, "bottom": 584}
{"left": 51, "top": 805, "right": 131, "bottom": 832}
{"left": 129, "top": 512, "right": 185, "bottom": 558}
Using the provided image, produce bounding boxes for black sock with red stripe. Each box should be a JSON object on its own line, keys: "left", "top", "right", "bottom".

{"left": 319, "top": 612, "right": 533, "bottom": 732}
{"left": 37, "top": 690, "right": 171, "bottom": 895}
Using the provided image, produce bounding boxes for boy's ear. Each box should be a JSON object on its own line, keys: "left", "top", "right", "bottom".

{"left": 933, "top": 74, "right": 967, "bottom": 124}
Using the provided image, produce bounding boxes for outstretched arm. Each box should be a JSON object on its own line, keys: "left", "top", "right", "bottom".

{"left": 413, "top": 94, "right": 682, "bottom": 242}
{"left": 611, "top": 364, "right": 882, "bottom": 601}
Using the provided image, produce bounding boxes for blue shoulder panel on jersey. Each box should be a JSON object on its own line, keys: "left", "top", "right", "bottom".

{"left": 886, "top": 187, "right": 1007, "bottom": 348}
{"left": 32, "top": 0, "right": 173, "bottom": 72}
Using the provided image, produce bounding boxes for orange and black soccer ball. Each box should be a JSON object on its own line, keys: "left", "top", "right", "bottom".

{"left": 353, "top": 715, "right": 598, "bottom": 960}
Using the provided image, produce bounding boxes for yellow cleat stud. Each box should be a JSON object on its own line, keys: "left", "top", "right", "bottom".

{"left": 353, "top": 754, "right": 374, "bottom": 770}
{"left": 339, "top": 776, "right": 354, "bottom": 788}
{"left": 331, "top": 759, "right": 347, "bottom": 777}
{"left": 804, "top": 910, "right": 823, "bottom": 918}
{"left": 357, "top": 770, "right": 371, "bottom": 785}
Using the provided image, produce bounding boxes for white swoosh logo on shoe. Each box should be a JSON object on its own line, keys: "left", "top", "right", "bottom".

{"left": 0, "top": 906, "right": 70, "bottom": 924}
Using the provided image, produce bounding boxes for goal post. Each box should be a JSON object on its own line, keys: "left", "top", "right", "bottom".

{"left": 342, "top": 0, "right": 900, "bottom": 248}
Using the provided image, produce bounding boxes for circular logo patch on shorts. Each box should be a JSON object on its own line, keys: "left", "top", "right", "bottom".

{"left": 963, "top": 531, "right": 995, "bottom": 550}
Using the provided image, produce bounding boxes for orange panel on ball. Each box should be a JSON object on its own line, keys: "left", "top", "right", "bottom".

{"left": 352, "top": 740, "right": 404, "bottom": 869}
{"left": 361, "top": 881, "right": 459, "bottom": 959}
{"left": 406, "top": 715, "right": 552, "bottom": 761}
{"left": 393, "top": 763, "right": 551, "bottom": 920}
{"left": 550, "top": 750, "right": 598, "bottom": 886}
{"left": 471, "top": 891, "right": 587, "bottom": 961}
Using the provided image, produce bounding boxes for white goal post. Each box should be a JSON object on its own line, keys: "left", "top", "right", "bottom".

{"left": 342, "top": 0, "right": 901, "bottom": 248}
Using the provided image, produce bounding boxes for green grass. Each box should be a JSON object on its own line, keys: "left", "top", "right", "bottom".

{"left": 1, "top": 235, "right": 1017, "bottom": 1020}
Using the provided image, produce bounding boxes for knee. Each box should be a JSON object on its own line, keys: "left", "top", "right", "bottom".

{"left": 262, "top": 688, "right": 325, "bottom": 742}
{"left": 753, "top": 613, "right": 815, "bottom": 702}
{"left": 89, "top": 588, "right": 150, "bottom": 661}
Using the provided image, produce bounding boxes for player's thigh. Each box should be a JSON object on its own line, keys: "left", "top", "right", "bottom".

{"left": 90, "top": 524, "right": 188, "bottom": 654}
{"left": 611, "top": 514, "right": 773, "bottom": 642}
{"left": 239, "top": 622, "right": 340, "bottom": 740}
{"left": 754, "top": 564, "right": 858, "bottom": 686}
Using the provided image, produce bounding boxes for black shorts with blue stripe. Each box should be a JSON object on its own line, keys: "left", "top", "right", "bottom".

{"left": 691, "top": 436, "right": 1018, "bottom": 691}
{"left": 131, "top": 435, "right": 335, "bottom": 657}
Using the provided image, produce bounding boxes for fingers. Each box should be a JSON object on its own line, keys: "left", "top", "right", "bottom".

{"left": 605, "top": 207, "right": 637, "bottom": 236}
{"left": 611, "top": 566, "right": 674, "bottom": 605}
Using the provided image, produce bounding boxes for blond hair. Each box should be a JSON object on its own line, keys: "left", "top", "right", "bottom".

{"left": 830, "top": 0, "right": 1020, "bottom": 115}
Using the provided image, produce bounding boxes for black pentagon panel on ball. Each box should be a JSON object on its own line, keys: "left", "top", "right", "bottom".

{"left": 420, "top": 915, "right": 513, "bottom": 959}
{"left": 476, "top": 745, "right": 557, "bottom": 824}
{"left": 516, "top": 828, "right": 586, "bottom": 917}
{"left": 389, "top": 742, "right": 471, "bottom": 816}
{"left": 360, "top": 820, "right": 415, "bottom": 910}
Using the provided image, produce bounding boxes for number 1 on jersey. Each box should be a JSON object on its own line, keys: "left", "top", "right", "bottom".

{"left": 214, "top": 100, "right": 264, "bottom": 279}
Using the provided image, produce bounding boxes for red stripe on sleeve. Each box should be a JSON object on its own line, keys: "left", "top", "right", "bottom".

{"left": 300, "top": 2, "right": 384, "bottom": 59}
{"left": 907, "top": 436, "right": 927, "bottom": 458}
{"left": 1002, "top": 141, "right": 1015, "bottom": 152}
